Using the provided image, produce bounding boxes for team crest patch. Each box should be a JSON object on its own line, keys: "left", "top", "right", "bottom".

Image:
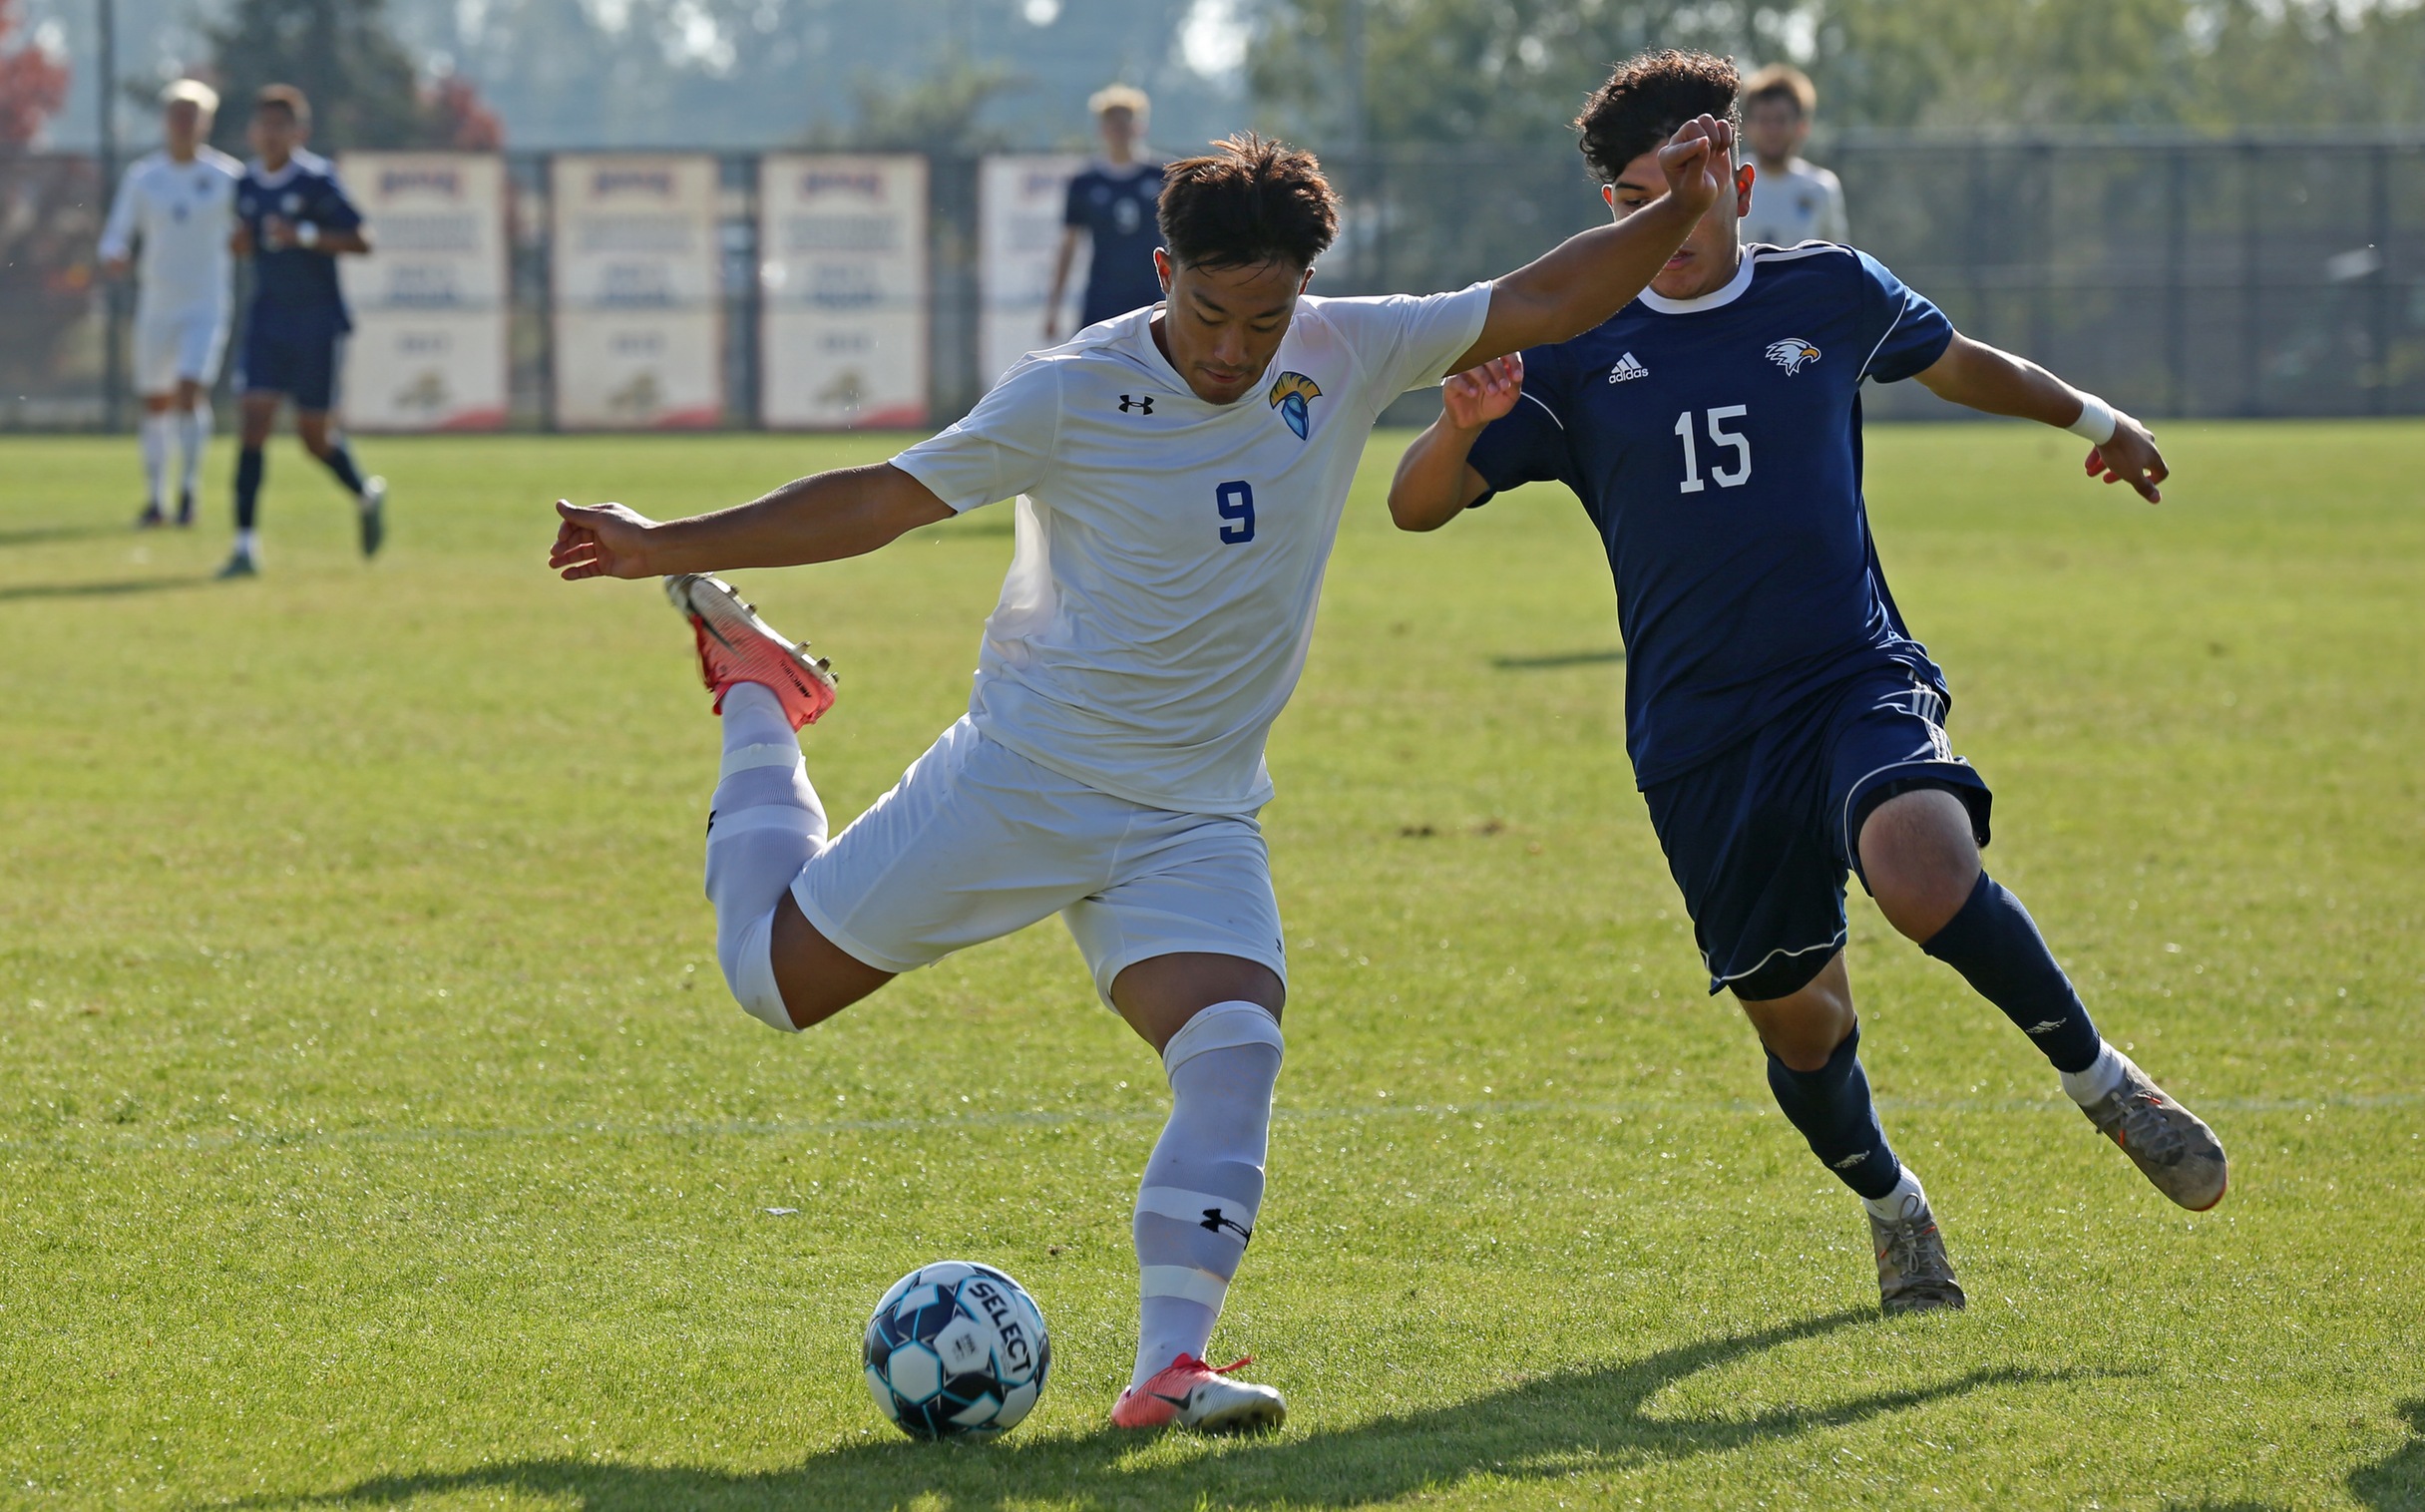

{"left": 1267, "top": 371, "right": 1322, "bottom": 438}
{"left": 1766, "top": 338, "right": 1821, "bottom": 375}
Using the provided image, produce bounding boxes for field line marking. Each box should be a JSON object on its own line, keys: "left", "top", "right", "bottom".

{"left": 2, "top": 1090, "right": 2415, "bottom": 1157}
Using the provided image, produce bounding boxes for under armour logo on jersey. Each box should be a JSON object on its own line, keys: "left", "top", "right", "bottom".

{"left": 1199, "top": 1208, "right": 1254, "bottom": 1244}
{"left": 1766, "top": 338, "right": 1821, "bottom": 375}
{"left": 1607, "top": 352, "right": 1649, "bottom": 383}
{"left": 1267, "top": 370, "right": 1322, "bottom": 438}
{"left": 1118, "top": 394, "right": 1154, "bottom": 414}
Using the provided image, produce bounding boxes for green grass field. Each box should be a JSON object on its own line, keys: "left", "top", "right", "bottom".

{"left": 2, "top": 422, "right": 2420, "bottom": 1510}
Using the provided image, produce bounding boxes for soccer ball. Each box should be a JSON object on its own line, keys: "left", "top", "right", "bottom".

{"left": 863, "top": 1260, "right": 1051, "bottom": 1439}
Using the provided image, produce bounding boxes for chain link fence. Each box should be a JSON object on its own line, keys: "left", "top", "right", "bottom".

{"left": 6, "top": 132, "right": 2420, "bottom": 432}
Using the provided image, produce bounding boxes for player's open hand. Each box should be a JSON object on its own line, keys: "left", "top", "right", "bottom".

{"left": 2086, "top": 415, "right": 2168, "bottom": 504}
{"left": 1441, "top": 353, "right": 1524, "bottom": 432}
{"left": 1657, "top": 115, "right": 1734, "bottom": 217}
{"left": 551, "top": 500, "right": 659, "bottom": 579}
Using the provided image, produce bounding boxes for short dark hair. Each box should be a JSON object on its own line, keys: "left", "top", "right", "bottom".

{"left": 1157, "top": 133, "right": 1339, "bottom": 273}
{"left": 1574, "top": 50, "right": 1740, "bottom": 186}
{"left": 254, "top": 84, "right": 309, "bottom": 126}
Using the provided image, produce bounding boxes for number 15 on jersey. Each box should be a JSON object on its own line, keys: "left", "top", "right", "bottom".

{"left": 1675, "top": 407, "right": 1751, "bottom": 494}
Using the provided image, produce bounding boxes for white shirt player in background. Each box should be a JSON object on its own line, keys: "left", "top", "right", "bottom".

{"left": 99, "top": 80, "right": 240, "bottom": 529}
{"left": 1739, "top": 64, "right": 1848, "bottom": 248}
{"left": 549, "top": 124, "right": 1731, "bottom": 1432}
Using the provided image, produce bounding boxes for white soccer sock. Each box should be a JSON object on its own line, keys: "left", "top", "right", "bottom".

{"left": 2059, "top": 1040, "right": 2128, "bottom": 1107}
{"left": 1861, "top": 1165, "right": 1928, "bottom": 1223}
{"left": 234, "top": 528, "right": 260, "bottom": 557}
{"left": 705, "top": 681, "right": 829, "bottom": 1031}
{"left": 139, "top": 413, "right": 172, "bottom": 508}
{"left": 179, "top": 402, "right": 212, "bottom": 496}
{"left": 1131, "top": 1001, "right": 1283, "bottom": 1390}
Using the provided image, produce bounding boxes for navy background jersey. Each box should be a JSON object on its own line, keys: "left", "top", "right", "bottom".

{"left": 1063, "top": 162, "right": 1166, "bottom": 328}
{"left": 235, "top": 150, "right": 363, "bottom": 330}
{"left": 1467, "top": 242, "right": 1956, "bottom": 788}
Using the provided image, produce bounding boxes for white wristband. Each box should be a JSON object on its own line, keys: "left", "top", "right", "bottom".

{"left": 294, "top": 221, "right": 321, "bottom": 249}
{"left": 2066, "top": 392, "right": 2117, "bottom": 445}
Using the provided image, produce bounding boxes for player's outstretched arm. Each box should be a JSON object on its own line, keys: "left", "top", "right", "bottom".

{"left": 1915, "top": 333, "right": 2169, "bottom": 504}
{"left": 1448, "top": 116, "right": 1731, "bottom": 372}
{"left": 549, "top": 462, "right": 954, "bottom": 580}
{"left": 1388, "top": 355, "right": 1522, "bottom": 532}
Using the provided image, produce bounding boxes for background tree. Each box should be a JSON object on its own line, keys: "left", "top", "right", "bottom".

{"left": 205, "top": 0, "right": 506, "bottom": 151}
{"left": 0, "top": 0, "right": 71, "bottom": 148}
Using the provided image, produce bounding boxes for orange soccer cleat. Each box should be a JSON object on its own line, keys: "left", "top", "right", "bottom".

{"left": 662, "top": 572, "right": 838, "bottom": 731}
{"left": 1111, "top": 1353, "right": 1286, "bottom": 1434}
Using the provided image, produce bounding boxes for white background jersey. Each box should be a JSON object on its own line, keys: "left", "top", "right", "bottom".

{"left": 1743, "top": 158, "right": 1849, "bottom": 249}
{"left": 99, "top": 149, "right": 240, "bottom": 315}
{"left": 892, "top": 284, "right": 1492, "bottom": 814}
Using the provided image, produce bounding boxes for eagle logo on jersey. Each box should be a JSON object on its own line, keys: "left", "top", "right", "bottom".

{"left": 1766, "top": 338, "right": 1821, "bottom": 375}
{"left": 1267, "top": 371, "right": 1322, "bottom": 438}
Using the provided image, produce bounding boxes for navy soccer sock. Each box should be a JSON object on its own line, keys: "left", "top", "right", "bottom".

{"left": 1766, "top": 1025, "right": 1901, "bottom": 1202}
{"left": 317, "top": 439, "right": 367, "bottom": 498}
{"left": 1920, "top": 872, "right": 2104, "bottom": 1074}
{"left": 234, "top": 446, "right": 264, "bottom": 532}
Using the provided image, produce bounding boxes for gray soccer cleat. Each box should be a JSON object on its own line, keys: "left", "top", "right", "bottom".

{"left": 2078, "top": 1051, "right": 2227, "bottom": 1211}
{"left": 214, "top": 546, "right": 258, "bottom": 578}
{"left": 357, "top": 476, "right": 387, "bottom": 559}
{"left": 1869, "top": 1193, "right": 1967, "bottom": 1316}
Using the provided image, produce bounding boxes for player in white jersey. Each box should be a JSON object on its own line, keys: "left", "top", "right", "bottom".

{"left": 1739, "top": 65, "right": 1847, "bottom": 248}
{"left": 99, "top": 80, "right": 240, "bottom": 529}
{"left": 549, "top": 126, "right": 1731, "bottom": 1431}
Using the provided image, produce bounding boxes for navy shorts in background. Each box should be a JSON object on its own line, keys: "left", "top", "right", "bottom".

{"left": 1643, "top": 667, "right": 1993, "bottom": 1001}
{"left": 238, "top": 318, "right": 345, "bottom": 411}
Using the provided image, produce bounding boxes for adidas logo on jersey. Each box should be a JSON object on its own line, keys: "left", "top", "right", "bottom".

{"left": 1607, "top": 352, "right": 1649, "bottom": 383}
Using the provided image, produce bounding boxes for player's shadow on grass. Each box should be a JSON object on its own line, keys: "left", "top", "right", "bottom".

{"left": 2348, "top": 1399, "right": 2425, "bottom": 1510}
{"left": 1490, "top": 648, "right": 1624, "bottom": 670}
{"left": 0, "top": 572, "right": 218, "bottom": 602}
{"left": 0, "top": 523, "right": 132, "bottom": 549}
{"left": 261, "top": 1308, "right": 2096, "bottom": 1512}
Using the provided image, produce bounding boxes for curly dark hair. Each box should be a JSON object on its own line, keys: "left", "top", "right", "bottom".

{"left": 1157, "top": 133, "right": 1339, "bottom": 272}
{"left": 1574, "top": 50, "right": 1740, "bottom": 186}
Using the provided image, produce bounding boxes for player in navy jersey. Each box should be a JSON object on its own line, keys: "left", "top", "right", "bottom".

{"left": 220, "top": 85, "right": 387, "bottom": 577}
{"left": 1042, "top": 85, "right": 1167, "bottom": 342}
{"left": 1389, "top": 51, "right": 2226, "bottom": 1315}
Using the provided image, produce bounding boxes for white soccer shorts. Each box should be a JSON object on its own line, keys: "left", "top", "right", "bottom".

{"left": 792, "top": 718, "right": 1288, "bottom": 1006}
{"left": 132, "top": 302, "right": 230, "bottom": 394}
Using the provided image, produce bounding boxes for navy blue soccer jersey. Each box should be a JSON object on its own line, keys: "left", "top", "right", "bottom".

{"left": 235, "top": 150, "right": 363, "bottom": 330}
{"left": 1063, "top": 162, "right": 1166, "bottom": 329}
{"left": 1466, "top": 242, "right": 1956, "bottom": 788}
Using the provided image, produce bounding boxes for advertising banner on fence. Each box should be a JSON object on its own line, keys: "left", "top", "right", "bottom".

{"left": 550, "top": 155, "right": 721, "bottom": 429}
{"left": 758, "top": 154, "right": 928, "bottom": 429}
{"left": 335, "top": 153, "right": 508, "bottom": 431}
{"left": 979, "top": 154, "right": 1086, "bottom": 390}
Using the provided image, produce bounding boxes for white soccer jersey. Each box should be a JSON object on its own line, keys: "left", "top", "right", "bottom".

{"left": 892, "top": 284, "right": 1493, "bottom": 815}
{"left": 1743, "top": 158, "right": 1848, "bottom": 249}
{"left": 99, "top": 148, "right": 240, "bottom": 316}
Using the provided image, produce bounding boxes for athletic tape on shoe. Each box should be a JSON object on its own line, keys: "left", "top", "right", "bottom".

{"left": 719, "top": 741, "right": 803, "bottom": 781}
{"left": 1161, "top": 1000, "right": 1284, "bottom": 1075}
{"left": 1136, "top": 1185, "right": 1259, "bottom": 1239}
{"left": 1139, "top": 1264, "right": 1232, "bottom": 1308}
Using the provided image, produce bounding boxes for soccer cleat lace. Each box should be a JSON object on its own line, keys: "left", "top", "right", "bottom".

{"left": 1111, "top": 1353, "right": 1287, "bottom": 1434}
{"left": 2079, "top": 1051, "right": 2227, "bottom": 1211}
{"left": 1869, "top": 1194, "right": 1967, "bottom": 1316}
{"left": 663, "top": 572, "right": 838, "bottom": 731}
{"left": 357, "top": 476, "right": 387, "bottom": 559}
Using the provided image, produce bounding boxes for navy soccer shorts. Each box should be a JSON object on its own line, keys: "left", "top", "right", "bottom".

{"left": 238, "top": 315, "right": 345, "bottom": 411}
{"left": 1643, "top": 667, "right": 1994, "bottom": 1001}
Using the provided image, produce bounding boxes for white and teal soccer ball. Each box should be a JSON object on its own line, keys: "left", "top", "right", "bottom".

{"left": 862, "top": 1260, "right": 1051, "bottom": 1440}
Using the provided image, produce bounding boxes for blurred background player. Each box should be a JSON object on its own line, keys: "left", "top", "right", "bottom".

{"left": 1040, "top": 85, "right": 1166, "bottom": 343}
{"left": 1739, "top": 64, "right": 1847, "bottom": 247}
{"left": 99, "top": 80, "right": 240, "bottom": 530}
{"left": 221, "top": 85, "right": 386, "bottom": 578}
